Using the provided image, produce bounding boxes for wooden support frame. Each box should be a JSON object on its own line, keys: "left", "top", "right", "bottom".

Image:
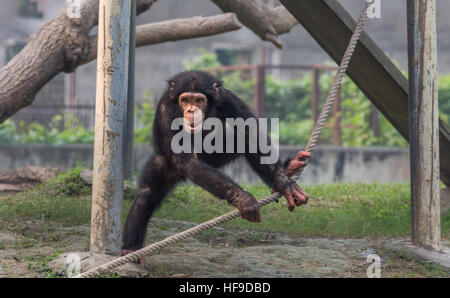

{"left": 280, "top": 0, "right": 450, "bottom": 187}
{"left": 90, "top": 0, "right": 131, "bottom": 255}
{"left": 123, "top": 0, "right": 136, "bottom": 179}
{"left": 407, "top": 0, "right": 440, "bottom": 251}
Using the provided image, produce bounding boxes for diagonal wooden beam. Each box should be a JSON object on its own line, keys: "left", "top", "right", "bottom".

{"left": 280, "top": 0, "right": 450, "bottom": 186}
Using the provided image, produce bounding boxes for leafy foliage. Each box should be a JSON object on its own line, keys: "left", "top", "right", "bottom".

{"left": 438, "top": 75, "right": 450, "bottom": 124}
{"left": 0, "top": 102, "right": 156, "bottom": 145}
{"left": 0, "top": 114, "right": 94, "bottom": 145}
{"left": 134, "top": 90, "right": 156, "bottom": 144}
{"left": 183, "top": 49, "right": 412, "bottom": 146}
{"left": 323, "top": 74, "right": 409, "bottom": 147}
{"left": 46, "top": 165, "right": 90, "bottom": 196}
{"left": 182, "top": 48, "right": 221, "bottom": 71}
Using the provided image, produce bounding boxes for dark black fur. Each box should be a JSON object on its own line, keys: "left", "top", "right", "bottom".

{"left": 122, "top": 71, "right": 295, "bottom": 250}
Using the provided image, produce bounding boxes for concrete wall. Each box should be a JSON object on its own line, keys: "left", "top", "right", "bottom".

{"left": 0, "top": 145, "right": 410, "bottom": 185}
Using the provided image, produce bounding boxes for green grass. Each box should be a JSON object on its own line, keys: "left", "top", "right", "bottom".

{"left": 0, "top": 168, "right": 449, "bottom": 239}
{"left": 160, "top": 183, "right": 450, "bottom": 238}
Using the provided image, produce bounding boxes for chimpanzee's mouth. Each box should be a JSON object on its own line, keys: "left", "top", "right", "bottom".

{"left": 184, "top": 120, "right": 202, "bottom": 132}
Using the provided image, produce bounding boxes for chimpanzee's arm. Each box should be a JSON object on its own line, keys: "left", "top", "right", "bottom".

{"left": 221, "top": 90, "right": 309, "bottom": 210}
{"left": 173, "top": 153, "right": 261, "bottom": 222}
{"left": 220, "top": 90, "right": 294, "bottom": 190}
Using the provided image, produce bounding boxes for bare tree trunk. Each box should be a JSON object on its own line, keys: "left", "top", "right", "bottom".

{"left": 84, "top": 13, "right": 242, "bottom": 64}
{"left": 0, "top": 0, "right": 296, "bottom": 124}
{"left": 211, "top": 0, "right": 297, "bottom": 48}
{"left": 0, "top": 0, "right": 156, "bottom": 124}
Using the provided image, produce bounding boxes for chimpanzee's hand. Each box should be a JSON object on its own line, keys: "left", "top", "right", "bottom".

{"left": 231, "top": 192, "right": 261, "bottom": 222}
{"left": 280, "top": 180, "right": 308, "bottom": 212}
{"left": 285, "top": 151, "right": 311, "bottom": 176}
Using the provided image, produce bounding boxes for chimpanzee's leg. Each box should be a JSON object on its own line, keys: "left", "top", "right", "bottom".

{"left": 122, "top": 155, "right": 180, "bottom": 251}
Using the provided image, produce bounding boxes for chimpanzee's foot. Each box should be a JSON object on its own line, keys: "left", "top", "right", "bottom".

{"left": 121, "top": 249, "right": 146, "bottom": 266}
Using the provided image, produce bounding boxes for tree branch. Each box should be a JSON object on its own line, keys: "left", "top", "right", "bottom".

{"left": 0, "top": 0, "right": 297, "bottom": 124}
{"left": 0, "top": 0, "right": 157, "bottom": 123}
{"left": 211, "top": 0, "right": 298, "bottom": 49}
{"left": 84, "top": 13, "right": 242, "bottom": 64}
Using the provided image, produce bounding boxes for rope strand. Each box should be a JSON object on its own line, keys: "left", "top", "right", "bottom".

{"left": 76, "top": 2, "right": 370, "bottom": 278}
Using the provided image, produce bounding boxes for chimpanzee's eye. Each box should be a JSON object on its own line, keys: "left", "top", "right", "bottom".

{"left": 181, "top": 97, "right": 187, "bottom": 102}
{"left": 196, "top": 98, "right": 203, "bottom": 104}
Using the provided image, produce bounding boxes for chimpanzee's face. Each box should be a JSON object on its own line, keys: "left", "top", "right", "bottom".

{"left": 178, "top": 92, "right": 208, "bottom": 133}
{"left": 168, "top": 71, "right": 222, "bottom": 133}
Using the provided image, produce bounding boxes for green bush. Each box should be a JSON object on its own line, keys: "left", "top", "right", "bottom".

{"left": 0, "top": 114, "right": 94, "bottom": 145}
{"left": 134, "top": 90, "right": 156, "bottom": 144}
{"left": 265, "top": 74, "right": 311, "bottom": 122}
{"left": 0, "top": 102, "right": 156, "bottom": 145}
{"left": 182, "top": 49, "right": 410, "bottom": 146}
{"left": 47, "top": 165, "right": 91, "bottom": 196}
{"left": 182, "top": 48, "right": 222, "bottom": 71}
{"left": 438, "top": 75, "right": 450, "bottom": 124}
{"left": 324, "top": 74, "right": 408, "bottom": 147}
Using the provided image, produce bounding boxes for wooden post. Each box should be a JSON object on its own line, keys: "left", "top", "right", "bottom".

{"left": 91, "top": 0, "right": 131, "bottom": 255}
{"left": 407, "top": 0, "right": 440, "bottom": 251}
{"left": 280, "top": 0, "right": 450, "bottom": 187}
{"left": 123, "top": 0, "right": 136, "bottom": 179}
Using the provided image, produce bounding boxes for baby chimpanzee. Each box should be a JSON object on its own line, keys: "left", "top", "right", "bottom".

{"left": 122, "top": 71, "right": 310, "bottom": 262}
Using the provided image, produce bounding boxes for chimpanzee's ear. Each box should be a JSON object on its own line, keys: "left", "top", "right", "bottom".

{"left": 169, "top": 81, "right": 176, "bottom": 100}
{"left": 213, "top": 82, "right": 223, "bottom": 100}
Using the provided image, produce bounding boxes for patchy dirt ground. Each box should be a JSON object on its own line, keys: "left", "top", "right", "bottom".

{"left": 0, "top": 218, "right": 448, "bottom": 278}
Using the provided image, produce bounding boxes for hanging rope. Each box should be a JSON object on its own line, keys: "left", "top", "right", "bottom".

{"left": 76, "top": 2, "right": 370, "bottom": 278}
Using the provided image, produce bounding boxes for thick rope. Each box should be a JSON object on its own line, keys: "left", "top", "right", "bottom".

{"left": 76, "top": 2, "right": 370, "bottom": 278}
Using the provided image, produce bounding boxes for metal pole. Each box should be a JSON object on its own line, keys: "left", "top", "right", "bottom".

{"left": 255, "top": 65, "right": 266, "bottom": 118}
{"left": 333, "top": 90, "right": 341, "bottom": 146}
{"left": 69, "top": 71, "right": 77, "bottom": 106}
{"left": 311, "top": 67, "right": 320, "bottom": 122}
{"left": 407, "top": 0, "right": 440, "bottom": 251}
{"left": 254, "top": 47, "right": 266, "bottom": 118}
{"left": 91, "top": 0, "right": 131, "bottom": 255}
{"left": 124, "top": 0, "right": 136, "bottom": 179}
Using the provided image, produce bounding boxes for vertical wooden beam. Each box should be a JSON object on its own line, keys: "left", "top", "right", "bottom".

{"left": 279, "top": 0, "right": 450, "bottom": 187}
{"left": 123, "top": 0, "right": 136, "bottom": 179}
{"left": 91, "top": 0, "right": 131, "bottom": 255}
{"left": 407, "top": 0, "right": 440, "bottom": 251}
